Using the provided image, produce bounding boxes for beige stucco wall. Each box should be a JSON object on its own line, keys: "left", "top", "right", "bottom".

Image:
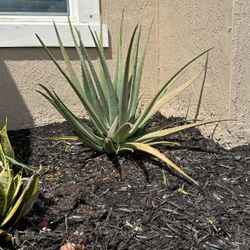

{"left": 230, "top": 0, "right": 250, "bottom": 147}
{"left": 0, "top": 0, "right": 249, "bottom": 147}
{"left": 158, "top": 0, "right": 233, "bottom": 147}
{"left": 158, "top": 0, "right": 249, "bottom": 148}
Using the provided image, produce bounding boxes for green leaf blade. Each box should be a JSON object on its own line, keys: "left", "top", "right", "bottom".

{"left": 123, "top": 142, "right": 198, "bottom": 185}
{"left": 119, "top": 25, "right": 139, "bottom": 126}
{"left": 88, "top": 27, "right": 119, "bottom": 124}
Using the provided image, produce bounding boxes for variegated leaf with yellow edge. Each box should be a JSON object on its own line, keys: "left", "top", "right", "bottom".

{"left": 0, "top": 123, "right": 14, "bottom": 160}
{"left": 0, "top": 122, "right": 39, "bottom": 242}
{"left": 0, "top": 173, "right": 39, "bottom": 229}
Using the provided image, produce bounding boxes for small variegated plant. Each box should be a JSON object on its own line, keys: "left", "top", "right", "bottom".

{"left": 0, "top": 123, "right": 39, "bottom": 241}
{"left": 36, "top": 18, "right": 218, "bottom": 185}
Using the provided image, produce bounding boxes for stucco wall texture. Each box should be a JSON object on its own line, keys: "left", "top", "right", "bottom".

{"left": 0, "top": 0, "right": 249, "bottom": 148}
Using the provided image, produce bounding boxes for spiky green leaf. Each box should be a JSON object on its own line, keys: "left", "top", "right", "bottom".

{"left": 123, "top": 142, "right": 198, "bottom": 185}
{"left": 135, "top": 120, "right": 223, "bottom": 142}
{"left": 89, "top": 27, "right": 118, "bottom": 124}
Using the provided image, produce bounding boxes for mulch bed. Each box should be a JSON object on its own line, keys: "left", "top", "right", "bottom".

{"left": 2, "top": 113, "right": 250, "bottom": 250}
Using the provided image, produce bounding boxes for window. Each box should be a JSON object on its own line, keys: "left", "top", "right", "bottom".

{"left": 0, "top": 0, "right": 69, "bottom": 15}
{"left": 0, "top": 0, "right": 108, "bottom": 47}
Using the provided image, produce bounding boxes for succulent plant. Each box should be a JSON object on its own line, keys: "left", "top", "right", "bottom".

{"left": 0, "top": 123, "right": 39, "bottom": 241}
{"left": 37, "top": 18, "right": 219, "bottom": 185}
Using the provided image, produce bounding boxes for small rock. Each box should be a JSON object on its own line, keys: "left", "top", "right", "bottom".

{"left": 134, "top": 225, "right": 143, "bottom": 232}
{"left": 234, "top": 156, "right": 241, "bottom": 161}
{"left": 68, "top": 215, "right": 84, "bottom": 223}
{"left": 163, "top": 194, "right": 168, "bottom": 199}
{"left": 119, "top": 187, "right": 128, "bottom": 192}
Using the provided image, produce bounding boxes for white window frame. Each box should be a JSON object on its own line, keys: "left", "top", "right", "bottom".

{"left": 0, "top": 0, "right": 108, "bottom": 47}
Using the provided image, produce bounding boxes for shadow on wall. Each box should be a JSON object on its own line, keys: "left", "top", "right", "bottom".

{"left": 0, "top": 52, "right": 34, "bottom": 164}
{"left": 0, "top": 58, "right": 34, "bottom": 130}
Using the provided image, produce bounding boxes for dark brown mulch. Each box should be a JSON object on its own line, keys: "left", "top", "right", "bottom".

{"left": 2, "top": 113, "right": 250, "bottom": 250}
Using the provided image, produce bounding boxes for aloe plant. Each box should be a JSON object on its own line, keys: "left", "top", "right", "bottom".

{"left": 36, "top": 18, "right": 218, "bottom": 185}
{"left": 0, "top": 123, "right": 39, "bottom": 241}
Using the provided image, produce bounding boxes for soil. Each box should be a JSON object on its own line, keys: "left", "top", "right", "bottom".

{"left": 2, "top": 113, "right": 250, "bottom": 250}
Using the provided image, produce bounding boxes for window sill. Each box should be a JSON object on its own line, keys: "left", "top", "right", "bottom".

{"left": 0, "top": 21, "right": 108, "bottom": 47}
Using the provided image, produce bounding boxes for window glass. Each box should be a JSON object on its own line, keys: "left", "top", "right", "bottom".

{"left": 0, "top": 0, "right": 69, "bottom": 15}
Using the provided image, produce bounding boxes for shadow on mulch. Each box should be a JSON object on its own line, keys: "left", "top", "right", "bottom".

{"left": 3, "top": 113, "right": 250, "bottom": 250}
